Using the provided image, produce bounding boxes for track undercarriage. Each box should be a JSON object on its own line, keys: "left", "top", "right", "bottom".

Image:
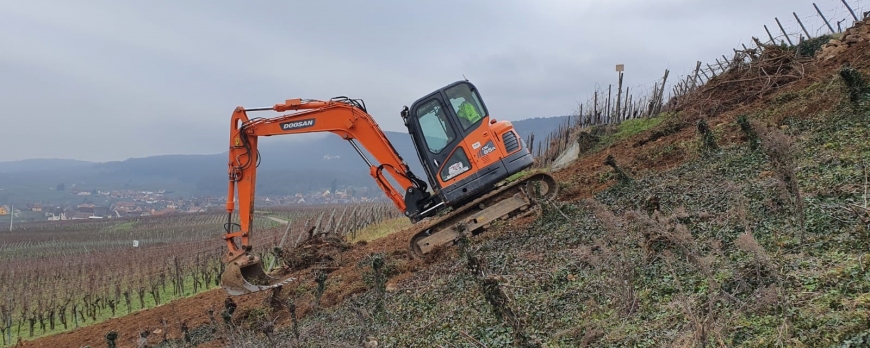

{"left": 409, "top": 172, "right": 558, "bottom": 257}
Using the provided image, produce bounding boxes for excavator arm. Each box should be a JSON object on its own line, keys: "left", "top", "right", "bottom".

{"left": 221, "top": 97, "right": 431, "bottom": 295}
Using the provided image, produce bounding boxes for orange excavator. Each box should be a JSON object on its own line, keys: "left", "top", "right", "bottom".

{"left": 221, "top": 80, "right": 557, "bottom": 295}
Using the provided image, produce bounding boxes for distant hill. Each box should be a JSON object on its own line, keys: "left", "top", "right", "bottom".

{"left": 507, "top": 116, "right": 573, "bottom": 144}
{"left": 0, "top": 116, "right": 570, "bottom": 205}
{"left": 0, "top": 158, "right": 95, "bottom": 173}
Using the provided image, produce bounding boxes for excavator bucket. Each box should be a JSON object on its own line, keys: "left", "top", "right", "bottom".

{"left": 221, "top": 254, "right": 295, "bottom": 296}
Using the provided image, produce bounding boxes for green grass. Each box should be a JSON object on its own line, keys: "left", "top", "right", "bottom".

{"left": 348, "top": 217, "right": 411, "bottom": 243}
{"left": 108, "top": 220, "right": 137, "bottom": 232}
{"left": 505, "top": 170, "right": 529, "bottom": 183}
{"left": 611, "top": 116, "right": 665, "bottom": 140}
{"left": 593, "top": 114, "right": 667, "bottom": 150}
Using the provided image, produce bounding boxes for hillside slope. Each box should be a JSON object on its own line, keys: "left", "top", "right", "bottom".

{"left": 25, "top": 19, "right": 870, "bottom": 348}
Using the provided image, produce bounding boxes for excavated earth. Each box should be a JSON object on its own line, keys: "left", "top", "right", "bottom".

{"left": 25, "top": 16, "right": 870, "bottom": 348}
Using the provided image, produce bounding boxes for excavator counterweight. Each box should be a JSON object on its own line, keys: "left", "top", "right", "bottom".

{"left": 219, "top": 81, "right": 558, "bottom": 295}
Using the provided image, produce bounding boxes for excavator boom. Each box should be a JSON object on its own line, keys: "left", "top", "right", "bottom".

{"left": 221, "top": 97, "right": 431, "bottom": 295}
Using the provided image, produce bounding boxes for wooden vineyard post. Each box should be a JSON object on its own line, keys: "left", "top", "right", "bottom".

{"left": 707, "top": 63, "right": 718, "bottom": 78}
{"left": 323, "top": 208, "right": 336, "bottom": 235}
{"left": 715, "top": 59, "right": 726, "bottom": 72}
{"left": 334, "top": 205, "right": 348, "bottom": 235}
{"left": 528, "top": 133, "right": 535, "bottom": 156}
{"left": 653, "top": 69, "right": 669, "bottom": 116}
{"left": 841, "top": 0, "right": 858, "bottom": 22}
{"left": 793, "top": 12, "right": 811, "bottom": 39}
{"left": 314, "top": 211, "right": 324, "bottom": 236}
{"left": 615, "top": 64, "right": 624, "bottom": 123}
{"left": 699, "top": 65, "right": 711, "bottom": 81}
{"left": 268, "top": 220, "right": 292, "bottom": 271}
{"left": 692, "top": 61, "right": 702, "bottom": 89}
{"left": 606, "top": 84, "right": 612, "bottom": 124}
{"left": 562, "top": 119, "right": 570, "bottom": 153}
{"left": 764, "top": 24, "right": 776, "bottom": 44}
{"left": 814, "top": 3, "right": 836, "bottom": 34}
{"left": 593, "top": 90, "right": 599, "bottom": 125}
{"left": 775, "top": 17, "right": 794, "bottom": 46}
{"left": 343, "top": 207, "right": 357, "bottom": 238}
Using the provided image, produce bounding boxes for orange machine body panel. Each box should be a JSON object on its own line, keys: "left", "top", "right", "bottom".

{"left": 404, "top": 81, "right": 534, "bottom": 207}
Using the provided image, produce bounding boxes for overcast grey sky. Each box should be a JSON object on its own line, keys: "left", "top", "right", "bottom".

{"left": 1, "top": 0, "right": 864, "bottom": 162}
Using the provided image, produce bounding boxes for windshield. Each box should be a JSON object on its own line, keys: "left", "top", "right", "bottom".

{"left": 446, "top": 83, "right": 486, "bottom": 130}
{"left": 416, "top": 99, "right": 456, "bottom": 154}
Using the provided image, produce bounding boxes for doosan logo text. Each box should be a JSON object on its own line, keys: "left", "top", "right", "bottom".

{"left": 281, "top": 119, "right": 315, "bottom": 130}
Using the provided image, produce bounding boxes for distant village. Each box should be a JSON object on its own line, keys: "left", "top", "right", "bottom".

{"left": 0, "top": 185, "right": 389, "bottom": 222}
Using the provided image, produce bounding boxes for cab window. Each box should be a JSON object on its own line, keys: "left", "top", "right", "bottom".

{"left": 416, "top": 99, "right": 455, "bottom": 154}
{"left": 446, "top": 83, "right": 486, "bottom": 130}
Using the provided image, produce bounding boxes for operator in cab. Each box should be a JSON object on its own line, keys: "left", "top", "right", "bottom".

{"left": 447, "top": 84, "right": 485, "bottom": 129}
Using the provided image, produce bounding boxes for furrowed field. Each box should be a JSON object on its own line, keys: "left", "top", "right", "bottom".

{"left": 0, "top": 202, "right": 400, "bottom": 346}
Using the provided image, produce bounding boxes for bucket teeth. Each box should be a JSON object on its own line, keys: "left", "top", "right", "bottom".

{"left": 220, "top": 256, "right": 294, "bottom": 296}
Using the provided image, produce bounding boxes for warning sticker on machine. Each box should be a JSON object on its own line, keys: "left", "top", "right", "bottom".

{"left": 444, "top": 162, "right": 469, "bottom": 180}
{"left": 448, "top": 162, "right": 468, "bottom": 175}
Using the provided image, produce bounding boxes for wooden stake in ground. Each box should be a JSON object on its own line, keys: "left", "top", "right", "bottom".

{"left": 615, "top": 64, "right": 624, "bottom": 123}
{"left": 775, "top": 17, "right": 794, "bottom": 46}
{"left": 653, "top": 69, "right": 669, "bottom": 116}
{"left": 268, "top": 220, "right": 292, "bottom": 271}
{"left": 691, "top": 61, "right": 702, "bottom": 89}
{"left": 793, "top": 12, "right": 811, "bottom": 39}
{"left": 623, "top": 86, "right": 630, "bottom": 122}
{"left": 764, "top": 24, "right": 776, "bottom": 43}
{"left": 593, "top": 90, "right": 599, "bottom": 124}
{"left": 813, "top": 3, "right": 836, "bottom": 34}
{"left": 841, "top": 0, "right": 859, "bottom": 22}
{"left": 606, "top": 84, "right": 612, "bottom": 123}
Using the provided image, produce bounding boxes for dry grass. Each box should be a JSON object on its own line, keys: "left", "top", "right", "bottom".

{"left": 734, "top": 231, "right": 772, "bottom": 267}
{"left": 754, "top": 120, "right": 806, "bottom": 238}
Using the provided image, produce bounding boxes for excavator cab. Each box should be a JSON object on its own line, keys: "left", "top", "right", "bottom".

{"left": 402, "top": 81, "right": 535, "bottom": 211}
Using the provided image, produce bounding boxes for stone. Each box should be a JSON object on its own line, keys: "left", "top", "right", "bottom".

{"left": 551, "top": 142, "right": 580, "bottom": 171}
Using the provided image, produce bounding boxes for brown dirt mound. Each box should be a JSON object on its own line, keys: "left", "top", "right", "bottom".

{"left": 671, "top": 45, "right": 812, "bottom": 119}
{"left": 275, "top": 234, "right": 352, "bottom": 272}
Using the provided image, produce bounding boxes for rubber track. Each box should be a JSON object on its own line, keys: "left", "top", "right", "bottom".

{"left": 407, "top": 172, "right": 557, "bottom": 256}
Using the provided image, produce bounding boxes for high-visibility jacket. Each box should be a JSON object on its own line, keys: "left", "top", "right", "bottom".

{"left": 458, "top": 101, "right": 481, "bottom": 125}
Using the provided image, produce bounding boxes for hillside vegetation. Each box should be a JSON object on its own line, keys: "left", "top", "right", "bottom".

{"left": 24, "top": 17, "right": 870, "bottom": 348}
{"left": 203, "top": 19, "right": 870, "bottom": 348}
